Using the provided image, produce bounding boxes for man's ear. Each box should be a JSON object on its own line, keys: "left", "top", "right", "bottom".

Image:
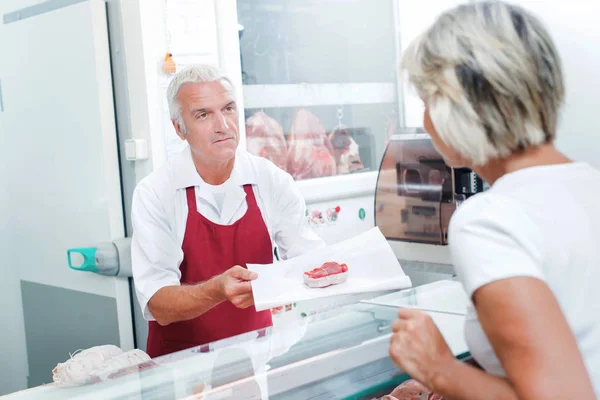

{"left": 173, "top": 120, "right": 186, "bottom": 140}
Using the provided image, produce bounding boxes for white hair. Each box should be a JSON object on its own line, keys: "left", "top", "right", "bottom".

{"left": 166, "top": 64, "right": 236, "bottom": 134}
{"left": 402, "top": 1, "right": 564, "bottom": 165}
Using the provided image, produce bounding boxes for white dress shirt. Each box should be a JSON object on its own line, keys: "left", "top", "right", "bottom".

{"left": 131, "top": 145, "right": 325, "bottom": 321}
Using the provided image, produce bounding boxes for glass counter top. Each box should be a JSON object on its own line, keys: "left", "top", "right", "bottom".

{"left": 5, "top": 280, "right": 468, "bottom": 400}
{"left": 361, "top": 279, "right": 469, "bottom": 315}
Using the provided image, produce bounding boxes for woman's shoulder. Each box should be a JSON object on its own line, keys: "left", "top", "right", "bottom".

{"left": 449, "top": 190, "right": 526, "bottom": 232}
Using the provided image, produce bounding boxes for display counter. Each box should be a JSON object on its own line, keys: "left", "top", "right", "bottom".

{"left": 4, "top": 280, "right": 469, "bottom": 400}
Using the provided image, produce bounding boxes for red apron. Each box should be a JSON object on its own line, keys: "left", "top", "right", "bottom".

{"left": 146, "top": 185, "right": 273, "bottom": 357}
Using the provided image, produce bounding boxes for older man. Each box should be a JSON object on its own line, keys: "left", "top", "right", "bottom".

{"left": 131, "top": 65, "right": 324, "bottom": 358}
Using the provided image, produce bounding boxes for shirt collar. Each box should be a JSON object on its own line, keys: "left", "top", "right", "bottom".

{"left": 171, "top": 144, "right": 258, "bottom": 190}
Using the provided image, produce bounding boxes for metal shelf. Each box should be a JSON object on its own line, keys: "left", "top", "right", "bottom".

{"left": 242, "top": 82, "right": 396, "bottom": 109}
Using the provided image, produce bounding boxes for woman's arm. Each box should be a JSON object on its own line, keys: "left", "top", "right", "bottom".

{"left": 458, "top": 276, "right": 595, "bottom": 399}
{"left": 390, "top": 308, "right": 519, "bottom": 400}
{"left": 389, "top": 277, "right": 595, "bottom": 400}
{"left": 431, "top": 359, "right": 517, "bottom": 400}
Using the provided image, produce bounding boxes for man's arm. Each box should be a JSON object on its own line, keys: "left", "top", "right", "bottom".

{"left": 271, "top": 172, "right": 325, "bottom": 260}
{"left": 132, "top": 184, "right": 259, "bottom": 325}
{"left": 148, "top": 266, "right": 258, "bottom": 326}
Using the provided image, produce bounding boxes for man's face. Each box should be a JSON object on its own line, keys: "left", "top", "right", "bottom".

{"left": 174, "top": 81, "right": 239, "bottom": 162}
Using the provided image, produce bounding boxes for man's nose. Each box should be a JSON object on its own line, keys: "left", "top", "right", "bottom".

{"left": 214, "top": 112, "right": 230, "bottom": 132}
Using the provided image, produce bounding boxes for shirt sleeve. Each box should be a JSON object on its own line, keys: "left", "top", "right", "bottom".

{"left": 131, "top": 182, "right": 183, "bottom": 321}
{"left": 270, "top": 172, "right": 325, "bottom": 260}
{"left": 448, "top": 194, "right": 546, "bottom": 299}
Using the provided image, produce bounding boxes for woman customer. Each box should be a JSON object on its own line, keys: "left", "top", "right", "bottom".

{"left": 386, "top": 1, "right": 599, "bottom": 399}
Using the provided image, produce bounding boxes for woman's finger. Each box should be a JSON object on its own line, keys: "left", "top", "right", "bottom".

{"left": 397, "top": 307, "right": 425, "bottom": 320}
{"left": 391, "top": 319, "right": 406, "bottom": 332}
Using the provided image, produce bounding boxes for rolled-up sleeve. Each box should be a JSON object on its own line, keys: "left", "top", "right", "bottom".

{"left": 272, "top": 173, "right": 325, "bottom": 260}
{"left": 131, "top": 183, "right": 183, "bottom": 321}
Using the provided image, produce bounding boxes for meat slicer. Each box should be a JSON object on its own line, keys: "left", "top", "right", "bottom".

{"left": 375, "top": 128, "right": 483, "bottom": 246}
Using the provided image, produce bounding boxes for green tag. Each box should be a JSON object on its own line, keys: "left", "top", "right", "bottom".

{"left": 358, "top": 208, "right": 366, "bottom": 221}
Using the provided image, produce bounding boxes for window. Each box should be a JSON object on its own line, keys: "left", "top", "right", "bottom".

{"left": 236, "top": 0, "right": 401, "bottom": 182}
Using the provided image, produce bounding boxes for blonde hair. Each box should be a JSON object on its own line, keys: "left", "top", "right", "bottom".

{"left": 402, "top": 1, "right": 564, "bottom": 165}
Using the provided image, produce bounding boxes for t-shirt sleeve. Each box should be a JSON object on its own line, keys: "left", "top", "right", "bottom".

{"left": 448, "top": 194, "right": 546, "bottom": 299}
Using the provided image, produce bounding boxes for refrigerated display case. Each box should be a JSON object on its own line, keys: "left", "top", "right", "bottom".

{"left": 4, "top": 280, "right": 469, "bottom": 400}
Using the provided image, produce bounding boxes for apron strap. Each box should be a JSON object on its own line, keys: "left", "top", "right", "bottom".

{"left": 185, "top": 187, "right": 197, "bottom": 214}
{"left": 243, "top": 184, "right": 258, "bottom": 207}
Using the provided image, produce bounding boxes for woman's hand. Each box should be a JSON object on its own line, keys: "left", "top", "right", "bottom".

{"left": 389, "top": 309, "right": 456, "bottom": 389}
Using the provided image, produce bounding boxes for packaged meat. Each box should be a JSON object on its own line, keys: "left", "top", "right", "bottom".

{"left": 303, "top": 261, "right": 348, "bottom": 288}
{"left": 52, "top": 345, "right": 124, "bottom": 386}
{"left": 52, "top": 346, "right": 155, "bottom": 387}
{"left": 245, "top": 111, "right": 288, "bottom": 171}
{"left": 329, "top": 126, "right": 364, "bottom": 174}
{"left": 89, "top": 349, "right": 154, "bottom": 381}
{"left": 385, "top": 379, "right": 444, "bottom": 400}
{"left": 287, "top": 108, "right": 337, "bottom": 180}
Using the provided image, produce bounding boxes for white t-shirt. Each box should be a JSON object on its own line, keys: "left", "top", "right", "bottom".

{"left": 206, "top": 181, "right": 229, "bottom": 214}
{"left": 448, "top": 162, "right": 600, "bottom": 395}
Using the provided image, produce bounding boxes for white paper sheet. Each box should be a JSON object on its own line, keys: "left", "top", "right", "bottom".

{"left": 249, "top": 227, "right": 412, "bottom": 311}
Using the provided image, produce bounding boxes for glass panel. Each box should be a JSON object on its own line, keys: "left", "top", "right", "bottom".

{"left": 12, "top": 296, "right": 468, "bottom": 400}
{"left": 237, "top": 0, "right": 400, "bottom": 181}
{"left": 362, "top": 278, "right": 469, "bottom": 315}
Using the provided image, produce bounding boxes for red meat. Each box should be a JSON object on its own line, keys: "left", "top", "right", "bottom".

{"left": 245, "top": 111, "right": 288, "bottom": 171}
{"left": 304, "top": 262, "right": 348, "bottom": 279}
{"left": 286, "top": 108, "right": 337, "bottom": 180}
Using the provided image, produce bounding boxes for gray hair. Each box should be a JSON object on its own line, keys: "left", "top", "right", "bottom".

{"left": 402, "top": 1, "right": 564, "bottom": 165}
{"left": 166, "top": 64, "right": 236, "bottom": 134}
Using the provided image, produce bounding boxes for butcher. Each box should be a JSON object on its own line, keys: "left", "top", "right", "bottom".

{"left": 131, "top": 64, "right": 324, "bottom": 358}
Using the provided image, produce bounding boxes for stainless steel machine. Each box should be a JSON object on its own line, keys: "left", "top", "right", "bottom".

{"left": 375, "top": 129, "right": 484, "bottom": 245}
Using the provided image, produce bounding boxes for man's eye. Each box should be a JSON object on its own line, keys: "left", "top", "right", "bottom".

{"left": 227, "top": 106, "right": 235, "bottom": 112}
{"left": 197, "top": 113, "right": 207, "bottom": 120}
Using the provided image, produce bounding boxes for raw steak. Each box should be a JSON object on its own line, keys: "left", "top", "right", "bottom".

{"left": 384, "top": 379, "right": 445, "bottom": 400}
{"left": 303, "top": 261, "right": 348, "bottom": 288}
{"left": 287, "top": 108, "right": 337, "bottom": 180}
{"left": 245, "top": 111, "right": 288, "bottom": 171}
{"left": 329, "top": 126, "right": 364, "bottom": 174}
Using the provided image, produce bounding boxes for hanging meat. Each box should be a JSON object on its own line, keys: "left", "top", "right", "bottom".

{"left": 329, "top": 126, "right": 364, "bottom": 174}
{"left": 245, "top": 111, "right": 288, "bottom": 171}
{"left": 287, "top": 108, "right": 337, "bottom": 180}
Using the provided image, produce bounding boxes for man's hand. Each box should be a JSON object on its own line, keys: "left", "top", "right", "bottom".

{"left": 217, "top": 266, "right": 258, "bottom": 309}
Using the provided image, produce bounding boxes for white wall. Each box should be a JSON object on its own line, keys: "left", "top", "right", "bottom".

{"left": 398, "top": 0, "right": 600, "bottom": 168}
{"left": 511, "top": 0, "right": 600, "bottom": 167}
{"left": 398, "top": 0, "right": 467, "bottom": 128}
{"left": 0, "top": 0, "right": 135, "bottom": 393}
{"left": 127, "top": 0, "right": 222, "bottom": 178}
{"left": 0, "top": 1, "right": 38, "bottom": 393}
